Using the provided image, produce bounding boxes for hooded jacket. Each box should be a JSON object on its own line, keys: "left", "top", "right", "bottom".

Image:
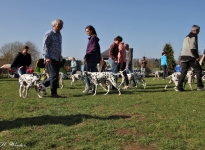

{"left": 118, "top": 42, "right": 126, "bottom": 63}
{"left": 85, "top": 36, "right": 101, "bottom": 63}
{"left": 11, "top": 52, "right": 31, "bottom": 68}
{"left": 181, "top": 32, "right": 199, "bottom": 62}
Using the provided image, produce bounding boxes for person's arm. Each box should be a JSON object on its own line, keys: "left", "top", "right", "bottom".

{"left": 126, "top": 51, "right": 131, "bottom": 67}
{"left": 43, "top": 32, "right": 52, "bottom": 63}
{"left": 190, "top": 37, "right": 199, "bottom": 59}
{"left": 200, "top": 54, "right": 205, "bottom": 66}
{"left": 85, "top": 36, "right": 98, "bottom": 60}
{"left": 11, "top": 53, "right": 20, "bottom": 68}
{"left": 109, "top": 44, "right": 118, "bottom": 62}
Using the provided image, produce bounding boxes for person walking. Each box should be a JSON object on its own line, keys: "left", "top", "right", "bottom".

{"left": 70, "top": 57, "right": 77, "bottom": 75}
{"left": 125, "top": 44, "right": 133, "bottom": 73}
{"left": 161, "top": 52, "right": 168, "bottom": 80}
{"left": 83, "top": 25, "right": 101, "bottom": 93}
{"left": 175, "top": 25, "right": 204, "bottom": 91}
{"left": 108, "top": 36, "right": 123, "bottom": 73}
{"left": 140, "top": 56, "right": 147, "bottom": 74}
{"left": 11, "top": 46, "right": 31, "bottom": 77}
{"left": 42, "top": 19, "right": 64, "bottom": 98}
{"left": 118, "top": 41, "right": 129, "bottom": 89}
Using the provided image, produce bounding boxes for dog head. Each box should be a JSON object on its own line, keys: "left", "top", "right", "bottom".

{"left": 35, "top": 80, "right": 47, "bottom": 95}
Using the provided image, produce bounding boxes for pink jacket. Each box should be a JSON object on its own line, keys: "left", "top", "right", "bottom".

{"left": 118, "top": 42, "right": 126, "bottom": 65}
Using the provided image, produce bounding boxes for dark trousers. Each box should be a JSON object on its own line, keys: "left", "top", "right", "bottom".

{"left": 45, "top": 60, "right": 60, "bottom": 95}
{"left": 162, "top": 65, "right": 167, "bottom": 79}
{"left": 177, "top": 61, "right": 203, "bottom": 89}
{"left": 118, "top": 62, "right": 129, "bottom": 86}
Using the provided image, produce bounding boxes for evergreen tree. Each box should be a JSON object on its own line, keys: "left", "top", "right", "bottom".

{"left": 163, "top": 43, "right": 176, "bottom": 71}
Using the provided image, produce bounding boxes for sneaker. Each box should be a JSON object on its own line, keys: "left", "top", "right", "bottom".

{"left": 83, "top": 86, "right": 92, "bottom": 93}
{"left": 197, "top": 87, "right": 205, "bottom": 91}
{"left": 174, "top": 87, "right": 184, "bottom": 92}
{"left": 122, "top": 86, "right": 129, "bottom": 90}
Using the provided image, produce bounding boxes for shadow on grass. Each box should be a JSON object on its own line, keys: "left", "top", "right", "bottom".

{"left": 0, "top": 114, "right": 131, "bottom": 132}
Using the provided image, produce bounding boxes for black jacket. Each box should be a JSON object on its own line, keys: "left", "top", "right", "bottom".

{"left": 11, "top": 52, "right": 31, "bottom": 68}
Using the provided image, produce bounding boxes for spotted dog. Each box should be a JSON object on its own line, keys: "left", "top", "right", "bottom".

{"left": 70, "top": 72, "right": 85, "bottom": 86}
{"left": 83, "top": 71, "right": 121, "bottom": 95}
{"left": 153, "top": 71, "right": 163, "bottom": 80}
{"left": 59, "top": 72, "right": 69, "bottom": 89}
{"left": 164, "top": 70, "right": 194, "bottom": 90}
{"left": 19, "top": 73, "right": 47, "bottom": 98}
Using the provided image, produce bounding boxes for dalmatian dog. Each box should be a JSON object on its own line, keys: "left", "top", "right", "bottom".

{"left": 70, "top": 72, "right": 85, "bottom": 86}
{"left": 83, "top": 71, "right": 121, "bottom": 95}
{"left": 19, "top": 73, "right": 47, "bottom": 98}
{"left": 133, "top": 72, "right": 146, "bottom": 89}
{"left": 153, "top": 71, "right": 163, "bottom": 80}
{"left": 164, "top": 70, "right": 194, "bottom": 90}
{"left": 59, "top": 72, "right": 69, "bottom": 89}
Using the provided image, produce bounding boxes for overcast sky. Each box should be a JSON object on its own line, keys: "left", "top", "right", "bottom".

{"left": 1, "top": 0, "right": 205, "bottom": 60}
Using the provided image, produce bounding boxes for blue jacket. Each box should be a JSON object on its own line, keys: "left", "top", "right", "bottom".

{"left": 161, "top": 55, "right": 168, "bottom": 66}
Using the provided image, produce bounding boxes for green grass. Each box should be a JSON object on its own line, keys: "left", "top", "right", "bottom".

{"left": 0, "top": 77, "right": 205, "bottom": 150}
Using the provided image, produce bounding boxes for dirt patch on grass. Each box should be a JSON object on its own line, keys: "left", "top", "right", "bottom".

{"left": 115, "top": 128, "right": 137, "bottom": 136}
{"left": 123, "top": 143, "right": 158, "bottom": 150}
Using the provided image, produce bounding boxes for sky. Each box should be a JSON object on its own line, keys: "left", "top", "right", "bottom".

{"left": 0, "top": 0, "right": 205, "bottom": 61}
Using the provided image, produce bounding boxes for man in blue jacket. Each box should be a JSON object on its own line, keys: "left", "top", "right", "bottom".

{"left": 161, "top": 52, "right": 168, "bottom": 80}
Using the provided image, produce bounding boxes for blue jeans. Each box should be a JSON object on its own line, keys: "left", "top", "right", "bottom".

{"left": 45, "top": 60, "right": 61, "bottom": 95}
{"left": 71, "top": 69, "right": 76, "bottom": 75}
{"left": 161, "top": 65, "right": 167, "bottom": 79}
{"left": 84, "top": 62, "right": 98, "bottom": 87}
{"left": 108, "top": 58, "right": 118, "bottom": 73}
{"left": 16, "top": 67, "right": 27, "bottom": 78}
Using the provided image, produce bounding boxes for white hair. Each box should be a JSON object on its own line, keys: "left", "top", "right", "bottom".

{"left": 52, "top": 19, "right": 63, "bottom": 27}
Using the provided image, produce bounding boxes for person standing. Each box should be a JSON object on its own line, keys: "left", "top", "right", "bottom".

{"left": 70, "top": 57, "right": 77, "bottom": 75}
{"left": 99, "top": 57, "right": 106, "bottom": 72}
{"left": 140, "top": 56, "right": 147, "bottom": 74}
{"left": 160, "top": 52, "right": 168, "bottom": 80}
{"left": 125, "top": 44, "right": 133, "bottom": 73}
{"left": 118, "top": 41, "right": 129, "bottom": 89}
{"left": 11, "top": 46, "right": 31, "bottom": 77}
{"left": 83, "top": 25, "right": 101, "bottom": 93}
{"left": 108, "top": 36, "right": 123, "bottom": 73}
{"left": 176, "top": 25, "right": 204, "bottom": 91}
{"left": 42, "top": 19, "right": 64, "bottom": 98}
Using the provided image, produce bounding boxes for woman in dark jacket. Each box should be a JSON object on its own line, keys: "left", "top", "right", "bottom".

{"left": 11, "top": 46, "right": 31, "bottom": 77}
{"left": 83, "top": 25, "right": 101, "bottom": 93}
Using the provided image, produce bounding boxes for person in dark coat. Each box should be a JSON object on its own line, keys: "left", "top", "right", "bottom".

{"left": 83, "top": 25, "right": 101, "bottom": 93}
{"left": 11, "top": 46, "right": 31, "bottom": 77}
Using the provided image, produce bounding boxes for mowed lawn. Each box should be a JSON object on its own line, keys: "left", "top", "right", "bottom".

{"left": 0, "top": 76, "right": 205, "bottom": 150}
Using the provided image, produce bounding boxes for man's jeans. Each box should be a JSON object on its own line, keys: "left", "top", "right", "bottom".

{"left": 161, "top": 65, "right": 167, "bottom": 79}
{"left": 84, "top": 62, "right": 98, "bottom": 87}
{"left": 45, "top": 60, "right": 60, "bottom": 95}
{"left": 108, "top": 58, "right": 118, "bottom": 73}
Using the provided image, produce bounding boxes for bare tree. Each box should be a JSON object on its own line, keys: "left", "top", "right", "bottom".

{"left": 0, "top": 41, "right": 40, "bottom": 67}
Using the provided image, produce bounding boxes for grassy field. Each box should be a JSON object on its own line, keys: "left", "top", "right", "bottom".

{"left": 0, "top": 76, "right": 205, "bottom": 150}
